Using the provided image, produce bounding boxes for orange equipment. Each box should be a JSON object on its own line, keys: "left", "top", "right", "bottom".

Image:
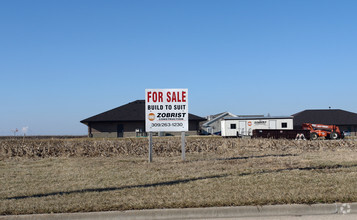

{"left": 302, "top": 123, "right": 344, "bottom": 140}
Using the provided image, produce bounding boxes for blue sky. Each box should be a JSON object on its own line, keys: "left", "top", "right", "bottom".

{"left": 1, "top": 0, "right": 356, "bottom": 135}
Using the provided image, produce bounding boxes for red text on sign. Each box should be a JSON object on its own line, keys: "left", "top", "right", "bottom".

{"left": 147, "top": 91, "right": 163, "bottom": 103}
{"left": 167, "top": 91, "right": 186, "bottom": 102}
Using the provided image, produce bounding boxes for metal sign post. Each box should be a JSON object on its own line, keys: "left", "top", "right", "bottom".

{"left": 181, "top": 131, "right": 185, "bottom": 161}
{"left": 148, "top": 132, "right": 153, "bottom": 162}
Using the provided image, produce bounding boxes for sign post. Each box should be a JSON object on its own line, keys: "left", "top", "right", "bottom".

{"left": 181, "top": 131, "right": 185, "bottom": 161}
{"left": 145, "top": 89, "right": 188, "bottom": 162}
{"left": 148, "top": 132, "right": 153, "bottom": 162}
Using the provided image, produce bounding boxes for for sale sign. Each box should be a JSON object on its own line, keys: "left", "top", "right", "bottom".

{"left": 145, "top": 89, "right": 188, "bottom": 132}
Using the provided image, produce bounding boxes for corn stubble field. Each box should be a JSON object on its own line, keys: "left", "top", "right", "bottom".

{"left": 1, "top": 136, "right": 357, "bottom": 215}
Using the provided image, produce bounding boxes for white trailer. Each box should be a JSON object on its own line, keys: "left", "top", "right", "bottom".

{"left": 221, "top": 116, "right": 293, "bottom": 137}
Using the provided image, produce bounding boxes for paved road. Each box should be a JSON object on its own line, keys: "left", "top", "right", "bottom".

{"left": 1, "top": 203, "right": 356, "bottom": 220}
{"left": 4, "top": 214, "right": 356, "bottom": 220}
{"left": 213, "top": 214, "right": 357, "bottom": 220}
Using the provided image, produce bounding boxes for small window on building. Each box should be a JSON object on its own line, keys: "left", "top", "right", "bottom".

{"left": 230, "top": 124, "right": 236, "bottom": 129}
{"left": 282, "top": 122, "right": 287, "bottom": 128}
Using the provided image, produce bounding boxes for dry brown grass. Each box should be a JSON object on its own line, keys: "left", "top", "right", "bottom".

{"left": 1, "top": 136, "right": 356, "bottom": 158}
{"left": 1, "top": 137, "right": 357, "bottom": 215}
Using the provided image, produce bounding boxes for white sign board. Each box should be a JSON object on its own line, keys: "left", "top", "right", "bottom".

{"left": 145, "top": 89, "right": 188, "bottom": 132}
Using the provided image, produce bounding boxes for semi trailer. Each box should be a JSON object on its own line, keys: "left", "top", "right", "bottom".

{"left": 221, "top": 116, "right": 294, "bottom": 137}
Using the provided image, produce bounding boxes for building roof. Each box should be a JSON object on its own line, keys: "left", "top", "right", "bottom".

{"left": 209, "top": 112, "right": 227, "bottom": 120}
{"left": 292, "top": 109, "right": 357, "bottom": 126}
{"left": 223, "top": 116, "right": 293, "bottom": 120}
{"left": 81, "top": 100, "right": 206, "bottom": 124}
{"left": 237, "top": 115, "right": 265, "bottom": 118}
{"left": 202, "top": 112, "right": 237, "bottom": 127}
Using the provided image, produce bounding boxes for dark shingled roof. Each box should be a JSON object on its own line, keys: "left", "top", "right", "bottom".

{"left": 81, "top": 100, "right": 205, "bottom": 123}
{"left": 292, "top": 109, "right": 357, "bottom": 126}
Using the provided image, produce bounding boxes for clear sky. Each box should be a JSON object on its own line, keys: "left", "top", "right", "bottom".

{"left": 1, "top": 0, "right": 356, "bottom": 135}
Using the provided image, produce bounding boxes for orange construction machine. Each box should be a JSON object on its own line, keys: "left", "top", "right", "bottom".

{"left": 302, "top": 123, "right": 344, "bottom": 140}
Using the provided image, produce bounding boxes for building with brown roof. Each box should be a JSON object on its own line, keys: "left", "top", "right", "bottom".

{"left": 81, "top": 100, "right": 206, "bottom": 138}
